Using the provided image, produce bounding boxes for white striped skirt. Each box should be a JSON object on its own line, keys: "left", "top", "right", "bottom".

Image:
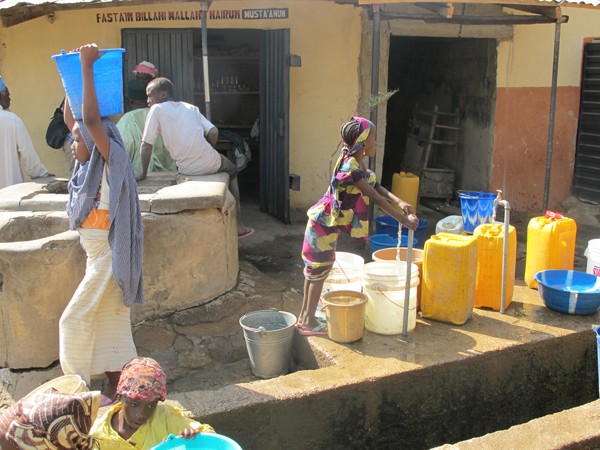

{"left": 59, "top": 227, "right": 137, "bottom": 383}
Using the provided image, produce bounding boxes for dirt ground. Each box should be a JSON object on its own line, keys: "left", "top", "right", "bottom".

{"left": 236, "top": 193, "right": 598, "bottom": 291}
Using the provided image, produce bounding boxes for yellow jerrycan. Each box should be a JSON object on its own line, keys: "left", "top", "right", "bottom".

{"left": 524, "top": 211, "right": 577, "bottom": 289}
{"left": 421, "top": 233, "right": 477, "bottom": 325}
{"left": 391, "top": 172, "right": 419, "bottom": 211}
{"left": 473, "top": 223, "right": 517, "bottom": 311}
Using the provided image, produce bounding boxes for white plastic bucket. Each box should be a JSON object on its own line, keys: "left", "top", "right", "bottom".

{"left": 435, "top": 215, "right": 464, "bottom": 235}
{"left": 585, "top": 239, "right": 600, "bottom": 277}
{"left": 362, "top": 261, "right": 419, "bottom": 335}
{"left": 323, "top": 252, "right": 365, "bottom": 293}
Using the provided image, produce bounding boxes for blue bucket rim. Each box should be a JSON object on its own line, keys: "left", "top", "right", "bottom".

{"left": 369, "top": 234, "right": 418, "bottom": 246}
{"left": 375, "top": 216, "right": 398, "bottom": 225}
{"left": 375, "top": 216, "right": 429, "bottom": 228}
{"left": 457, "top": 190, "right": 498, "bottom": 200}
{"left": 149, "top": 432, "right": 242, "bottom": 450}
{"left": 51, "top": 48, "right": 125, "bottom": 60}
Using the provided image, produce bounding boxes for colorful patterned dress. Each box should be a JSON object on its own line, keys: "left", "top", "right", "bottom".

{"left": 302, "top": 153, "right": 378, "bottom": 281}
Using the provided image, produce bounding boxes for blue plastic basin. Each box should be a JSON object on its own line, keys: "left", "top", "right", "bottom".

{"left": 149, "top": 433, "right": 242, "bottom": 450}
{"left": 534, "top": 270, "right": 600, "bottom": 315}
{"left": 374, "top": 216, "right": 429, "bottom": 248}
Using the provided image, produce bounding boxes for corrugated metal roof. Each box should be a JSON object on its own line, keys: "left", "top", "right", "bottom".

{"left": 542, "top": 0, "right": 600, "bottom": 4}
{"left": 358, "top": 0, "right": 600, "bottom": 5}
{"left": 1, "top": 0, "right": 598, "bottom": 28}
{"left": 0, "top": 0, "right": 123, "bottom": 8}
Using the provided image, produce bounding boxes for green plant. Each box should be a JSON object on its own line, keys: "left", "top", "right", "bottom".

{"left": 366, "top": 89, "right": 398, "bottom": 110}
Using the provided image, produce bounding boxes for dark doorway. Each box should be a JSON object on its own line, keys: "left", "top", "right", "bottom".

{"left": 121, "top": 28, "right": 291, "bottom": 222}
{"left": 574, "top": 41, "right": 600, "bottom": 204}
{"left": 383, "top": 36, "right": 497, "bottom": 196}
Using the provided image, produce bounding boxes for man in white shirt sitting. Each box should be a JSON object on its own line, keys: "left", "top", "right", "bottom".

{"left": 0, "top": 76, "right": 52, "bottom": 189}
{"left": 138, "top": 77, "right": 253, "bottom": 239}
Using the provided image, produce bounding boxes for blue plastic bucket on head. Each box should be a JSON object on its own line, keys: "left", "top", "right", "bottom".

{"left": 51, "top": 48, "right": 125, "bottom": 120}
{"left": 369, "top": 234, "right": 417, "bottom": 253}
{"left": 149, "top": 433, "right": 242, "bottom": 450}
{"left": 457, "top": 191, "right": 498, "bottom": 234}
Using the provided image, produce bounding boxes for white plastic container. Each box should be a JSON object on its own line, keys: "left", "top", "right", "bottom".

{"left": 323, "top": 252, "right": 364, "bottom": 293}
{"left": 435, "top": 215, "right": 464, "bottom": 235}
{"left": 585, "top": 239, "right": 600, "bottom": 277}
{"left": 362, "top": 261, "right": 419, "bottom": 335}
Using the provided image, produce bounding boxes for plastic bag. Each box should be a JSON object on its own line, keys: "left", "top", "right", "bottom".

{"left": 545, "top": 210, "right": 565, "bottom": 220}
{"left": 45, "top": 100, "right": 70, "bottom": 149}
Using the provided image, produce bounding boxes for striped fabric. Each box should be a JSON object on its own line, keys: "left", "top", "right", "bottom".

{"left": 67, "top": 119, "right": 144, "bottom": 307}
{"left": 0, "top": 391, "right": 100, "bottom": 450}
{"left": 59, "top": 228, "right": 137, "bottom": 384}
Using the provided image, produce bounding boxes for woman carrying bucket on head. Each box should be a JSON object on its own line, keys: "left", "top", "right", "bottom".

{"left": 58, "top": 43, "right": 143, "bottom": 406}
{"left": 297, "top": 116, "right": 419, "bottom": 336}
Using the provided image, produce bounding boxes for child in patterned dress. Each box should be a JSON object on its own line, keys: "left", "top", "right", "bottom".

{"left": 297, "top": 116, "right": 419, "bottom": 336}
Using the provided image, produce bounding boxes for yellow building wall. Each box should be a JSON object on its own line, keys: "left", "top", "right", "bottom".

{"left": 497, "top": 8, "right": 598, "bottom": 88}
{"left": 0, "top": 0, "right": 362, "bottom": 210}
{"left": 493, "top": 7, "right": 600, "bottom": 210}
{"left": 3, "top": 2, "right": 598, "bottom": 212}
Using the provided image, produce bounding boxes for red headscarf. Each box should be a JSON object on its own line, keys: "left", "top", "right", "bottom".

{"left": 117, "top": 357, "right": 167, "bottom": 402}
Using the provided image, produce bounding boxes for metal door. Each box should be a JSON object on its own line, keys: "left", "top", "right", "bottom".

{"left": 574, "top": 42, "right": 600, "bottom": 203}
{"left": 121, "top": 29, "right": 194, "bottom": 105}
{"left": 260, "top": 29, "right": 291, "bottom": 223}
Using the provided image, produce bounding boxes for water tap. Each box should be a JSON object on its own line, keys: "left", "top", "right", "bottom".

{"left": 492, "top": 190, "right": 503, "bottom": 223}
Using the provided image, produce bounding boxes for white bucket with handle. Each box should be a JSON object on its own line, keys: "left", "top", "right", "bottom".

{"left": 585, "top": 239, "right": 600, "bottom": 277}
{"left": 362, "top": 261, "right": 419, "bottom": 335}
{"left": 323, "top": 252, "right": 364, "bottom": 293}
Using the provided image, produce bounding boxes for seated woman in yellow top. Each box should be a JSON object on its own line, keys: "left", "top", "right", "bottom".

{"left": 90, "top": 357, "right": 214, "bottom": 449}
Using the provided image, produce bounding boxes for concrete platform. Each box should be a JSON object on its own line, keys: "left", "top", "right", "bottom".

{"left": 158, "top": 195, "right": 600, "bottom": 449}
{"left": 167, "top": 281, "right": 600, "bottom": 449}
{"left": 435, "top": 399, "right": 600, "bottom": 450}
{"left": 1, "top": 193, "right": 597, "bottom": 448}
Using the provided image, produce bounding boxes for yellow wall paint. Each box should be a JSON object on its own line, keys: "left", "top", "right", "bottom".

{"left": 497, "top": 8, "right": 600, "bottom": 88}
{"left": 286, "top": 4, "right": 362, "bottom": 208}
{"left": 0, "top": 1, "right": 362, "bottom": 210}
{"left": 3, "top": 2, "right": 598, "bottom": 210}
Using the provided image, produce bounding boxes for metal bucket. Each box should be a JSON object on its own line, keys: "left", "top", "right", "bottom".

{"left": 239, "top": 310, "right": 297, "bottom": 379}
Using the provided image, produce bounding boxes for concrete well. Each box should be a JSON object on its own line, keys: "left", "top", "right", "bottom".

{"left": 0, "top": 173, "right": 239, "bottom": 369}
{"left": 0, "top": 211, "right": 83, "bottom": 369}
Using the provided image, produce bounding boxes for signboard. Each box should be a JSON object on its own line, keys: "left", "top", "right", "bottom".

{"left": 96, "top": 8, "right": 289, "bottom": 23}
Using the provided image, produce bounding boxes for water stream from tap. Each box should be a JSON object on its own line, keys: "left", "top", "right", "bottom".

{"left": 396, "top": 223, "right": 402, "bottom": 261}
